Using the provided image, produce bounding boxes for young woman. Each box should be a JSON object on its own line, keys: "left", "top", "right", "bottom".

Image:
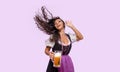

{"left": 34, "top": 6, "right": 83, "bottom": 72}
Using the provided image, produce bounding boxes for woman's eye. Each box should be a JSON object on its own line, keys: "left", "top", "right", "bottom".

{"left": 59, "top": 21, "right": 61, "bottom": 22}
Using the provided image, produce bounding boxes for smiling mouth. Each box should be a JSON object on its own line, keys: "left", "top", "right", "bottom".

{"left": 57, "top": 25, "right": 61, "bottom": 28}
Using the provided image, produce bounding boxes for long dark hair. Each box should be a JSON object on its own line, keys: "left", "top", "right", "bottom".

{"left": 34, "top": 6, "right": 65, "bottom": 42}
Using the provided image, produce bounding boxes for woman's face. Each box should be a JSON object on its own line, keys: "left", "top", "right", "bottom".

{"left": 54, "top": 19, "right": 64, "bottom": 31}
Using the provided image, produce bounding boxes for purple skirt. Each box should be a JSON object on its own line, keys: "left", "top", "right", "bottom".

{"left": 58, "top": 55, "right": 74, "bottom": 72}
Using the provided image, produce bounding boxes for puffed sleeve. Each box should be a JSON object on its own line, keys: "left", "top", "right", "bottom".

{"left": 45, "top": 35, "right": 55, "bottom": 48}
{"left": 68, "top": 33, "right": 77, "bottom": 43}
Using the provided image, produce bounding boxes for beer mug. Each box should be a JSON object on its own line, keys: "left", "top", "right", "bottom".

{"left": 53, "top": 50, "right": 62, "bottom": 67}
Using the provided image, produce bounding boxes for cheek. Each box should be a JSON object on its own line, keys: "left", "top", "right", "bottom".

{"left": 60, "top": 23, "right": 64, "bottom": 27}
{"left": 54, "top": 25, "right": 58, "bottom": 29}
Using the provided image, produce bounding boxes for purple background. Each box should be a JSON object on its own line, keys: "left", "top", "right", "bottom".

{"left": 0, "top": 0, "right": 120, "bottom": 72}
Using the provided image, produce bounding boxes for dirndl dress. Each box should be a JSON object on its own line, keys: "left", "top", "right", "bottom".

{"left": 46, "top": 34, "right": 76, "bottom": 72}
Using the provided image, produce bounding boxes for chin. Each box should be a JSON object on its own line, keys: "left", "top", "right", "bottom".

{"left": 58, "top": 28, "right": 64, "bottom": 31}
{"left": 57, "top": 27, "right": 62, "bottom": 30}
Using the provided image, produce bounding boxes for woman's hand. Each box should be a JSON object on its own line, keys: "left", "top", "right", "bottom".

{"left": 65, "top": 21, "right": 74, "bottom": 28}
{"left": 65, "top": 20, "right": 84, "bottom": 41}
{"left": 49, "top": 52, "right": 54, "bottom": 61}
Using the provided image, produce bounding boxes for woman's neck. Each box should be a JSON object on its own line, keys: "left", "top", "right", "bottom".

{"left": 59, "top": 29, "right": 65, "bottom": 36}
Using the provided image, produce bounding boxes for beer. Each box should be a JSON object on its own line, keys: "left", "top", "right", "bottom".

{"left": 53, "top": 51, "right": 62, "bottom": 67}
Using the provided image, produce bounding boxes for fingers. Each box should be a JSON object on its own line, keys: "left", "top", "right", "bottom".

{"left": 65, "top": 21, "right": 72, "bottom": 26}
{"left": 65, "top": 20, "right": 73, "bottom": 28}
{"left": 65, "top": 20, "right": 72, "bottom": 23}
{"left": 49, "top": 52, "right": 54, "bottom": 61}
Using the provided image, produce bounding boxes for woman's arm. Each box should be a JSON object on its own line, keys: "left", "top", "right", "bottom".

{"left": 45, "top": 46, "right": 54, "bottom": 60}
{"left": 66, "top": 21, "right": 84, "bottom": 41}
{"left": 45, "top": 46, "right": 51, "bottom": 55}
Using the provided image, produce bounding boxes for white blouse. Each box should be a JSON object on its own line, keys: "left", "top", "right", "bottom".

{"left": 45, "top": 33, "right": 77, "bottom": 48}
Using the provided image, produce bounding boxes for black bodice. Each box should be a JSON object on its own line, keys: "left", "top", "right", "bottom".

{"left": 52, "top": 34, "right": 72, "bottom": 55}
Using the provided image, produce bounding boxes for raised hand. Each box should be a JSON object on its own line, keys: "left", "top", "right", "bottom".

{"left": 65, "top": 20, "right": 84, "bottom": 41}
{"left": 65, "top": 21, "right": 74, "bottom": 28}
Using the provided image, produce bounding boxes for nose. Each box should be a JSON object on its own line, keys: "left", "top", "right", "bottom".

{"left": 55, "top": 22, "right": 59, "bottom": 26}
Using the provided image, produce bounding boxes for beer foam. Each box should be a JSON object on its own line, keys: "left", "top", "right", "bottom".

{"left": 54, "top": 52, "right": 61, "bottom": 57}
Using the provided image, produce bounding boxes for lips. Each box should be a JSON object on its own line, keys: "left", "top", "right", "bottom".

{"left": 57, "top": 25, "right": 61, "bottom": 28}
